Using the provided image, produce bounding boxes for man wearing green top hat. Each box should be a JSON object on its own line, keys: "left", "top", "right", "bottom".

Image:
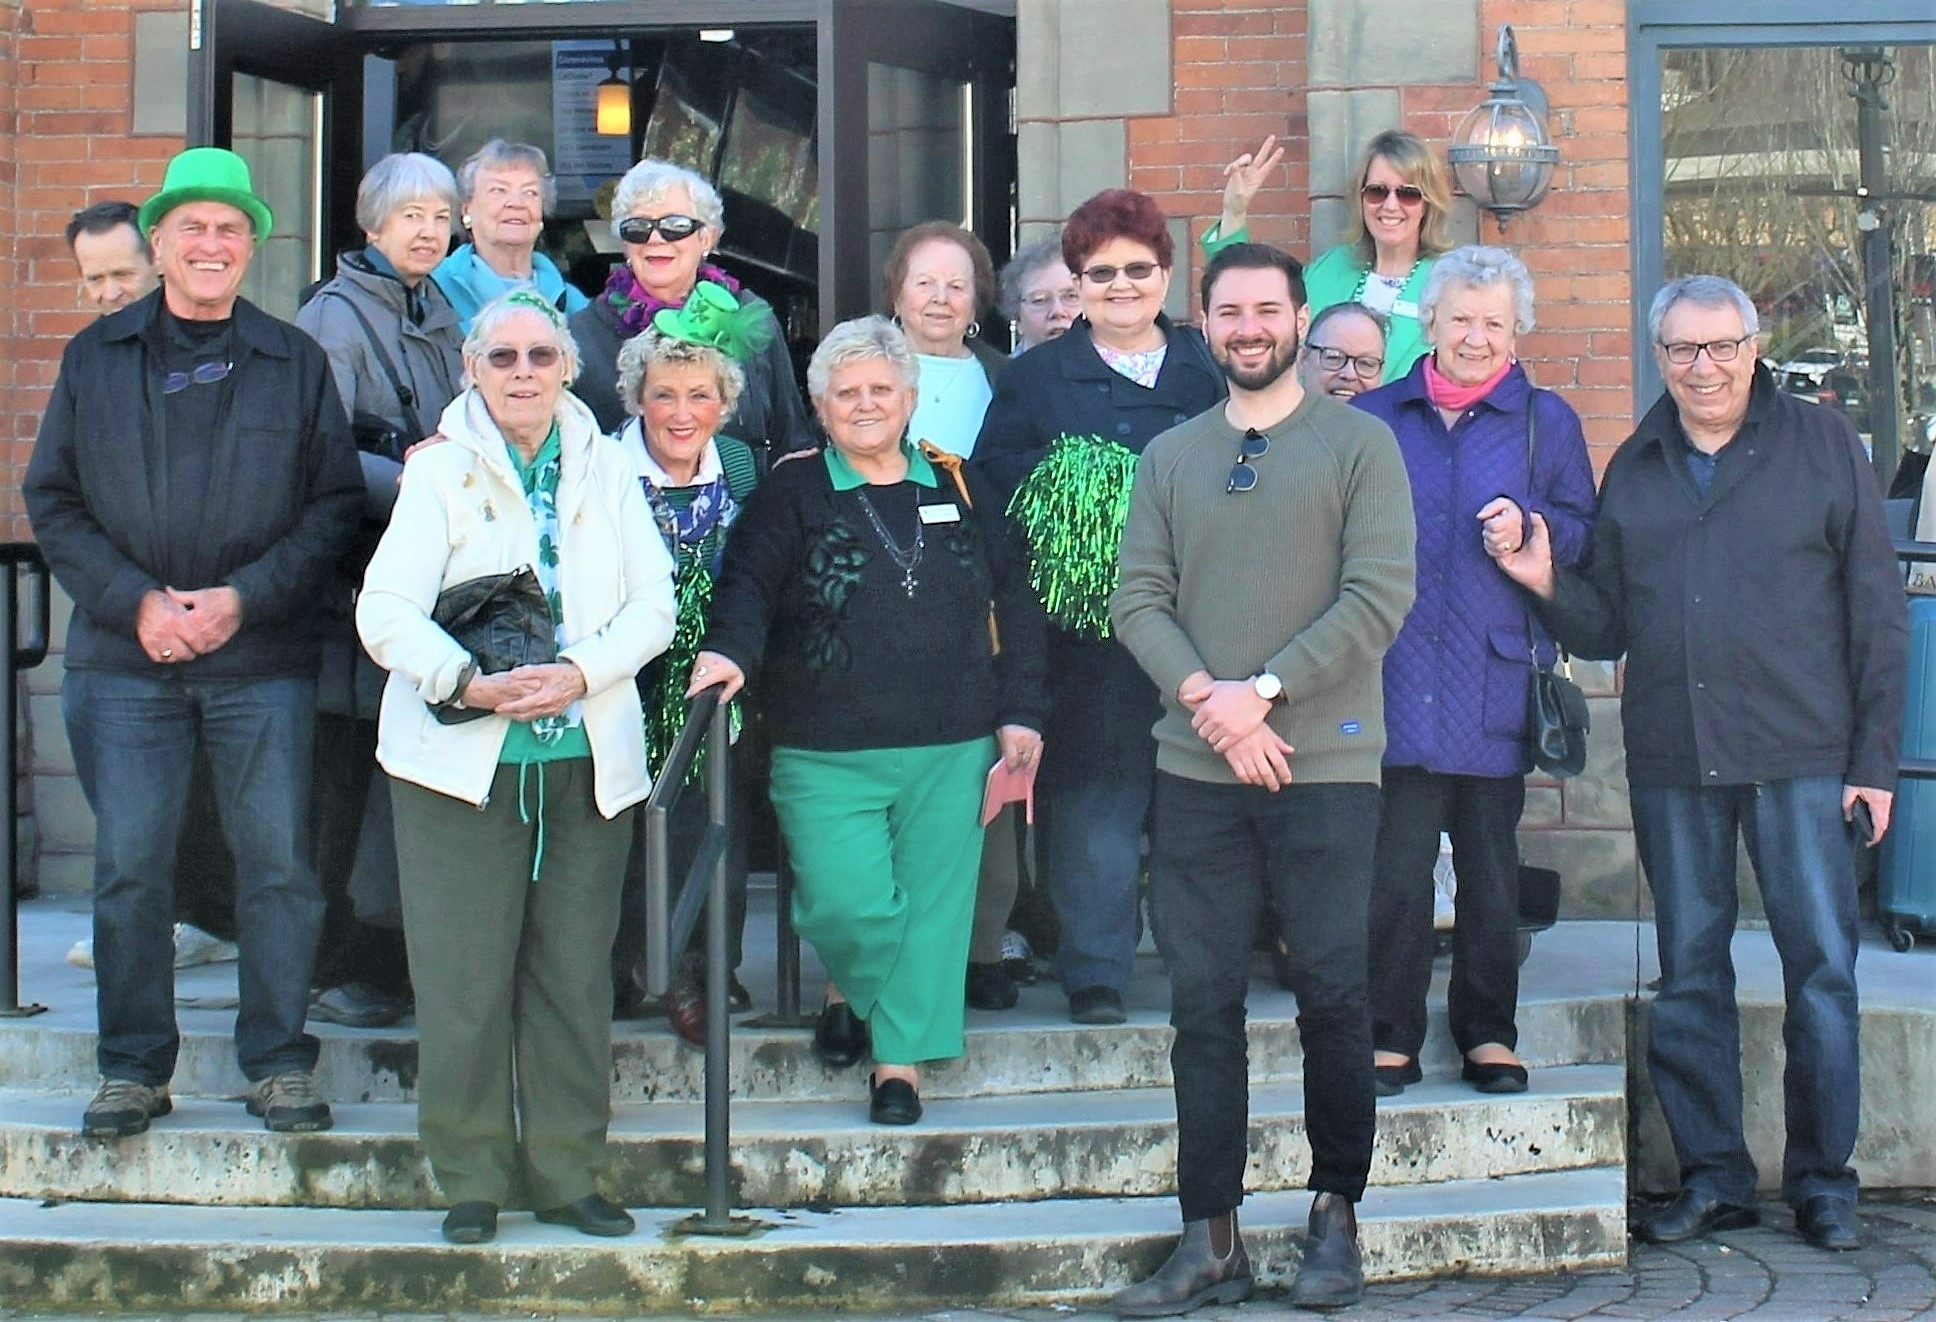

{"left": 25, "top": 147, "right": 363, "bottom": 1140}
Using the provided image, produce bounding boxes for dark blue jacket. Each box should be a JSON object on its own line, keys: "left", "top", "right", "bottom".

{"left": 1354, "top": 360, "right": 1597, "bottom": 777}
{"left": 24, "top": 291, "right": 362, "bottom": 679}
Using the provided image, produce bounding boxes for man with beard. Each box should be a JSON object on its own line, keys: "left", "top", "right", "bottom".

{"left": 1299, "top": 303, "right": 1387, "bottom": 401}
{"left": 1107, "top": 242, "right": 1416, "bottom": 1315}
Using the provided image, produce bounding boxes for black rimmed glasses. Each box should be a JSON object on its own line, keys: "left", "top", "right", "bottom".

{"left": 1308, "top": 345, "right": 1386, "bottom": 379}
{"left": 1657, "top": 335, "right": 1750, "bottom": 365}
{"left": 1361, "top": 183, "right": 1426, "bottom": 207}
{"left": 161, "top": 361, "right": 233, "bottom": 395}
{"left": 1227, "top": 428, "right": 1270, "bottom": 493}
{"left": 1081, "top": 261, "right": 1159, "bottom": 285}
{"left": 616, "top": 213, "right": 704, "bottom": 243}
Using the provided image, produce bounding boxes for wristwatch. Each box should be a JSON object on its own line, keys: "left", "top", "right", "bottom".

{"left": 1251, "top": 671, "right": 1284, "bottom": 703}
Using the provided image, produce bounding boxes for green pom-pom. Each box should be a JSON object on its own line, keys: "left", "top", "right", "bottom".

{"left": 1006, "top": 433, "right": 1139, "bottom": 639}
{"left": 646, "top": 557, "right": 737, "bottom": 786}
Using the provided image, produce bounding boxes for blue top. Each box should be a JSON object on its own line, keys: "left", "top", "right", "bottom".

{"left": 910, "top": 353, "right": 996, "bottom": 458}
{"left": 1353, "top": 359, "right": 1598, "bottom": 777}
{"left": 431, "top": 244, "right": 589, "bottom": 331}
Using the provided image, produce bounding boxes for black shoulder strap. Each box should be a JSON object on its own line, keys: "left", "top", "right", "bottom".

{"left": 316, "top": 289, "right": 425, "bottom": 439}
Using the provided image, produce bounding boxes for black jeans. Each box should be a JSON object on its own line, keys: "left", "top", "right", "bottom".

{"left": 1367, "top": 767, "right": 1526, "bottom": 1059}
{"left": 1149, "top": 772, "right": 1379, "bottom": 1219}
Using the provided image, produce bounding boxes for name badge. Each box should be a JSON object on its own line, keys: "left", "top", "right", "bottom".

{"left": 919, "top": 503, "right": 962, "bottom": 524}
{"left": 1391, "top": 299, "right": 1419, "bottom": 320}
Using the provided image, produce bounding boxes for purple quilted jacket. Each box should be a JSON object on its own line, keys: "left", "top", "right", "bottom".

{"left": 1352, "top": 360, "right": 1597, "bottom": 777}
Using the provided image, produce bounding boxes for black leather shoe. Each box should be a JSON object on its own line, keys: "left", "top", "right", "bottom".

{"left": 1106, "top": 1211, "right": 1252, "bottom": 1317}
{"left": 440, "top": 1201, "right": 497, "bottom": 1245}
{"left": 1069, "top": 985, "right": 1127, "bottom": 1025}
{"left": 1637, "top": 1188, "right": 1761, "bottom": 1244}
{"left": 868, "top": 1073, "right": 923, "bottom": 1125}
{"left": 965, "top": 961, "right": 1018, "bottom": 1011}
{"left": 1289, "top": 1192, "right": 1363, "bottom": 1310}
{"left": 535, "top": 1193, "right": 636, "bottom": 1238}
{"left": 1373, "top": 1057, "right": 1422, "bottom": 1097}
{"left": 813, "top": 1001, "right": 869, "bottom": 1069}
{"left": 1462, "top": 1056, "right": 1529, "bottom": 1094}
{"left": 1796, "top": 1194, "right": 1863, "bottom": 1251}
{"left": 726, "top": 974, "right": 753, "bottom": 1013}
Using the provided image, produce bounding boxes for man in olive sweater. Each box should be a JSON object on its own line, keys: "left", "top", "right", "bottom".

{"left": 1108, "top": 243, "right": 1416, "bottom": 1316}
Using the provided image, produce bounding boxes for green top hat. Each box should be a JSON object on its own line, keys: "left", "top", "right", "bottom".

{"left": 650, "top": 280, "right": 771, "bottom": 359}
{"left": 138, "top": 147, "right": 275, "bottom": 241}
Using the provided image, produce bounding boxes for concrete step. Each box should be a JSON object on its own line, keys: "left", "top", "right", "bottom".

{"left": 0, "top": 1065, "right": 1625, "bottom": 1210}
{"left": 0, "top": 1167, "right": 1629, "bottom": 1314}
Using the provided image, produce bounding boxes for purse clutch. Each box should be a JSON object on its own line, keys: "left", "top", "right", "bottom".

{"left": 429, "top": 565, "right": 556, "bottom": 725}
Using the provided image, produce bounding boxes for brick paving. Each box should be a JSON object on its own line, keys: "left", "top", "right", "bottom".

{"left": 6, "top": 1197, "right": 1932, "bottom": 1321}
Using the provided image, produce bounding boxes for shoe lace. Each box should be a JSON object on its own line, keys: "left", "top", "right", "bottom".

{"left": 259, "top": 1072, "right": 320, "bottom": 1109}
{"left": 93, "top": 1078, "right": 154, "bottom": 1108}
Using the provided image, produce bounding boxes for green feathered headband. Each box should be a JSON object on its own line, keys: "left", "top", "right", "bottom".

{"left": 1006, "top": 433, "right": 1140, "bottom": 639}
{"left": 651, "top": 280, "right": 773, "bottom": 362}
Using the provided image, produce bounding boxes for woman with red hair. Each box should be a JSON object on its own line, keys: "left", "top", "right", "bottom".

{"left": 974, "top": 189, "right": 1225, "bottom": 1025}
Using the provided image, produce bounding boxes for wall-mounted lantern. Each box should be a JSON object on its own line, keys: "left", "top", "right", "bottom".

{"left": 1448, "top": 26, "right": 1561, "bottom": 229}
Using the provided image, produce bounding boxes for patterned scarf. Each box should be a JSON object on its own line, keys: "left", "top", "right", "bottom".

{"left": 600, "top": 261, "right": 743, "bottom": 339}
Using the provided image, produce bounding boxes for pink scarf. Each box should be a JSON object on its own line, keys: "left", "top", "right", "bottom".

{"left": 1424, "top": 355, "right": 1513, "bottom": 412}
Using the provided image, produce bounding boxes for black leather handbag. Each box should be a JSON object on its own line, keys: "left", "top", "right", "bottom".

{"left": 1522, "top": 390, "right": 1590, "bottom": 779}
{"left": 429, "top": 565, "right": 555, "bottom": 725}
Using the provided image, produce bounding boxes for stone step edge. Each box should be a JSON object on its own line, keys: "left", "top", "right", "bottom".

{"left": 1, "top": 1168, "right": 1630, "bottom": 1314}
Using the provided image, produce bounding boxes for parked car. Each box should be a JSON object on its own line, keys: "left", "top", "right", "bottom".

{"left": 1780, "top": 345, "right": 1845, "bottom": 395}
{"left": 1818, "top": 359, "right": 1869, "bottom": 432}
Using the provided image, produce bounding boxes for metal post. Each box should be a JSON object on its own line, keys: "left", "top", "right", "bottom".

{"left": 774, "top": 851, "right": 802, "bottom": 1020}
{"left": 2, "top": 546, "right": 51, "bottom": 1018}
{"left": 642, "top": 801, "right": 671, "bottom": 998}
{"left": 700, "top": 696, "right": 733, "bottom": 1230}
{"left": 1849, "top": 51, "right": 1902, "bottom": 489}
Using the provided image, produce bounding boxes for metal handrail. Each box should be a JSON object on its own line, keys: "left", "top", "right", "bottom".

{"left": 2, "top": 545, "right": 52, "bottom": 1019}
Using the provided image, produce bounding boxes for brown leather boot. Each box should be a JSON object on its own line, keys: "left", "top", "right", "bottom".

{"left": 1289, "top": 1192, "right": 1363, "bottom": 1310}
{"left": 1106, "top": 1209, "right": 1253, "bottom": 1317}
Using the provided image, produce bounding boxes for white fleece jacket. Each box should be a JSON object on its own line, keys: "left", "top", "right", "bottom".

{"left": 356, "top": 389, "right": 675, "bottom": 817}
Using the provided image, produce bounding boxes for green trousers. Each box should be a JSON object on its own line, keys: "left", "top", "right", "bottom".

{"left": 390, "top": 760, "right": 633, "bottom": 1208}
{"left": 770, "top": 737, "right": 993, "bottom": 1065}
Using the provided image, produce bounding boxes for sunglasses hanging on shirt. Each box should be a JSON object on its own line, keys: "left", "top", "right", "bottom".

{"left": 1227, "top": 428, "right": 1271, "bottom": 494}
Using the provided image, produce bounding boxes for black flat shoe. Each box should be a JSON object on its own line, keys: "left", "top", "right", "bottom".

{"left": 1637, "top": 1188, "right": 1761, "bottom": 1244}
{"left": 535, "top": 1193, "right": 636, "bottom": 1238}
{"left": 868, "top": 1073, "right": 923, "bottom": 1125}
{"left": 440, "top": 1201, "right": 497, "bottom": 1245}
{"left": 813, "top": 1001, "right": 869, "bottom": 1069}
{"left": 1067, "top": 984, "right": 1126, "bottom": 1025}
{"left": 965, "top": 961, "right": 1018, "bottom": 1011}
{"left": 1462, "top": 1056, "right": 1529, "bottom": 1094}
{"left": 1796, "top": 1194, "right": 1863, "bottom": 1251}
{"left": 1373, "top": 1058, "right": 1422, "bottom": 1097}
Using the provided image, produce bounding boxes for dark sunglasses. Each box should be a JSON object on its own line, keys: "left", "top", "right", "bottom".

{"left": 161, "top": 360, "right": 232, "bottom": 395}
{"left": 616, "top": 213, "right": 704, "bottom": 243}
{"left": 1227, "top": 428, "right": 1270, "bottom": 494}
{"left": 1081, "top": 261, "right": 1160, "bottom": 285}
{"left": 483, "top": 344, "right": 562, "bottom": 371}
{"left": 1361, "top": 183, "right": 1426, "bottom": 207}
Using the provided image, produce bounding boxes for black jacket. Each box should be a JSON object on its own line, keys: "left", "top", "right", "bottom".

{"left": 569, "top": 288, "right": 817, "bottom": 459}
{"left": 1543, "top": 365, "right": 1906, "bottom": 790}
{"left": 971, "top": 313, "right": 1225, "bottom": 502}
{"left": 24, "top": 291, "right": 363, "bottom": 678}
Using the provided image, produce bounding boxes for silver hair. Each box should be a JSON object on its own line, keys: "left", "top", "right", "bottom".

{"left": 456, "top": 140, "right": 558, "bottom": 215}
{"left": 355, "top": 153, "right": 460, "bottom": 236}
{"left": 1419, "top": 244, "right": 1538, "bottom": 336}
{"left": 462, "top": 291, "right": 582, "bottom": 383}
{"left": 614, "top": 328, "right": 747, "bottom": 419}
{"left": 1307, "top": 301, "right": 1388, "bottom": 344}
{"left": 806, "top": 315, "right": 919, "bottom": 401}
{"left": 1648, "top": 274, "right": 1759, "bottom": 344}
{"left": 610, "top": 158, "right": 725, "bottom": 241}
{"left": 996, "top": 233, "right": 1068, "bottom": 320}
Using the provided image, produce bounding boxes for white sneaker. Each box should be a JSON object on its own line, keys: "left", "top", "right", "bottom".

{"left": 64, "top": 924, "right": 239, "bottom": 973}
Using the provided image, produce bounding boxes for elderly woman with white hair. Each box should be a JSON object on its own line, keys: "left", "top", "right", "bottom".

{"left": 689, "top": 316, "right": 1046, "bottom": 1125}
{"left": 570, "top": 157, "right": 813, "bottom": 458}
{"left": 296, "top": 151, "right": 469, "bottom": 1030}
{"left": 432, "top": 140, "right": 587, "bottom": 330}
{"left": 357, "top": 290, "right": 675, "bottom": 1246}
{"left": 1352, "top": 244, "right": 1597, "bottom": 1099}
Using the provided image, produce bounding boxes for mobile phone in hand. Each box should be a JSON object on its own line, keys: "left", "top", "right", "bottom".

{"left": 1849, "top": 799, "right": 1876, "bottom": 846}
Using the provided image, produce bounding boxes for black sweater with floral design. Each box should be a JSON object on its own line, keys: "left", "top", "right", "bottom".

{"left": 703, "top": 446, "right": 1047, "bottom": 752}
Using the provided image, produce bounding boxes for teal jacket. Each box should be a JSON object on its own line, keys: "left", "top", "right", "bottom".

{"left": 430, "top": 244, "right": 589, "bottom": 331}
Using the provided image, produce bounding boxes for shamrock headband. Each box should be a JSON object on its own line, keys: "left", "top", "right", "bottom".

{"left": 651, "top": 280, "right": 773, "bottom": 362}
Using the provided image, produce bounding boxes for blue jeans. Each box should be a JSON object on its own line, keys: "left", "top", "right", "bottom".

{"left": 1631, "top": 775, "right": 1861, "bottom": 1207}
{"left": 65, "top": 669, "right": 323, "bottom": 1085}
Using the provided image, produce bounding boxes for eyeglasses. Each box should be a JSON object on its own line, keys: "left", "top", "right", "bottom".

{"left": 616, "top": 214, "right": 704, "bottom": 244}
{"left": 1022, "top": 290, "right": 1083, "bottom": 311}
{"left": 482, "top": 344, "right": 563, "bottom": 371}
{"left": 1081, "top": 261, "right": 1160, "bottom": 285}
{"left": 161, "top": 361, "right": 233, "bottom": 395}
{"left": 1361, "top": 183, "right": 1426, "bottom": 207}
{"left": 1308, "top": 345, "right": 1385, "bottom": 379}
{"left": 1658, "top": 335, "right": 1750, "bottom": 365}
{"left": 1227, "top": 428, "right": 1270, "bottom": 494}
